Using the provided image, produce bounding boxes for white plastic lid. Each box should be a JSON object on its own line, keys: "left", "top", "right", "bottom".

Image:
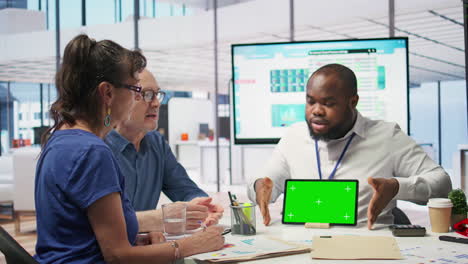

{"left": 427, "top": 198, "right": 453, "bottom": 208}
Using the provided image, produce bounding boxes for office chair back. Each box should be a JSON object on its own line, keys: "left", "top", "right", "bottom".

{"left": 392, "top": 207, "right": 412, "bottom": 225}
{"left": 0, "top": 225, "right": 38, "bottom": 264}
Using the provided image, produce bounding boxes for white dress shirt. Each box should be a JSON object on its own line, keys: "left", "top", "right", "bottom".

{"left": 247, "top": 111, "right": 452, "bottom": 224}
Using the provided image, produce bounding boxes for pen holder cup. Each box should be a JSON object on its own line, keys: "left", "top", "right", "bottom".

{"left": 230, "top": 203, "right": 256, "bottom": 236}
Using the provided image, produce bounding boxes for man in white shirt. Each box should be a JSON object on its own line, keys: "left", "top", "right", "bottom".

{"left": 247, "top": 64, "right": 452, "bottom": 229}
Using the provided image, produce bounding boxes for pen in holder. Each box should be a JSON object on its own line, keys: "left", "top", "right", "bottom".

{"left": 230, "top": 203, "right": 256, "bottom": 235}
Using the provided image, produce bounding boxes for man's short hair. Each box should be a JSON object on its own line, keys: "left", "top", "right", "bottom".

{"left": 310, "top": 64, "right": 357, "bottom": 96}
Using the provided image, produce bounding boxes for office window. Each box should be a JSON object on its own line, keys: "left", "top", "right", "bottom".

{"left": 121, "top": 0, "right": 135, "bottom": 22}
{"left": 140, "top": 0, "right": 155, "bottom": 17}
{"left": 0, "top": 82, "right": 57, "bottom": 152}
{"left": 86, "top": 0, "right": 118, "bottom": 25}
{"left": 441, "top": 80, "right": 468, "bottom": 172}
{"left": 143, "top": 1, "right": 190, "bottom": 18}
{"left": 410, "top": 80, "right": 468, "bottom": 185}
{"left": 27, "top": 0, "right": 39, "bottom": 10}
{"left": 410, "top": 83, "right": 439, "bottom": 163}
{"left": 163, "top": 91, "right": 192, "bottom": 105}
{"left": 59, "top": 0, "right": 81, "bottom": 28}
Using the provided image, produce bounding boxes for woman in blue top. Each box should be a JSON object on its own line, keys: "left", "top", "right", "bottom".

{"left": 35, "top": 34, "right": 224, "bottom": 264}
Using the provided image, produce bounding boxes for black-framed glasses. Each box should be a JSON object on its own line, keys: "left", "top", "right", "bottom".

{"left": 122, "top": 84, "right": 142, "bottom": 93}
{"left": 142, "top": 90, "right": 166, "bottom": 103}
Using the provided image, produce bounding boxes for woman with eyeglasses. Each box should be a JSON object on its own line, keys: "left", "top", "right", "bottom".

{"left": 105, "top": 69, "right": 224, "bottom": 234}
{"left": 35, "top": 34, "right": 224, "bottom": 264}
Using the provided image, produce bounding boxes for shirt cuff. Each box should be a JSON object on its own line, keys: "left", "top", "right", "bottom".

{"left": 394, "top": 177, "right": 415, "bottom": 201}
{"left": 187, "top": 192, "right": 209, "bottom": 201}
{"left": 247, "top": 180, "right": 258, "bottom": 204}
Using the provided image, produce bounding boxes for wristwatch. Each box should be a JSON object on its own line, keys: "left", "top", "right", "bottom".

{"left": 171, "top": 241, "right": 180, "bottom": 260}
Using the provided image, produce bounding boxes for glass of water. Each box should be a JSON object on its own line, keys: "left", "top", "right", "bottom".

{"left": 162, "top": 203, "right": 187, "bottom": 240}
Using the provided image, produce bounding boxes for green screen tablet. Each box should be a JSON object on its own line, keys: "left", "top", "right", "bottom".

{"left": 282, "top": 179, "right": 359, "bottom": 225}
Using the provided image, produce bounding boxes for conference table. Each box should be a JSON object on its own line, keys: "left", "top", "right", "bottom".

{"left": 178, "top": 192, "right": 468, "bottom": 264}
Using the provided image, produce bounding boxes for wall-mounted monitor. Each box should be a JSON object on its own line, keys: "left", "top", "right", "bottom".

{"left": 232, "top": 37, "right": 409, "bottom": 144}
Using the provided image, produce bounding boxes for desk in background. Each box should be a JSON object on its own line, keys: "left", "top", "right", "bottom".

{"left": 174, "top": 140, "right": 199, "bottom": 169}
{"left": 174, "top": 140, "right": 231, "bottom": 184}
{"left": 454, "top": 144, "right": 468, "bottom": 194}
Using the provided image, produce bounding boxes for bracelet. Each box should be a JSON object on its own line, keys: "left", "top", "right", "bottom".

{"left": 170, "top": 241, "right": 180, "bottom": 260}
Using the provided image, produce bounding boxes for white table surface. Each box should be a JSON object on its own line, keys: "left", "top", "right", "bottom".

{"left": 182, "top": 193, "right": 468, "bottom": 264}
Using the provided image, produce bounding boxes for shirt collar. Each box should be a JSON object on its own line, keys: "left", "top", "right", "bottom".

{"left": 350, "top": 111, "right": 366, "bottom": 139}
{"left": 106, "top": 129, "right": 133, "bottom": 153}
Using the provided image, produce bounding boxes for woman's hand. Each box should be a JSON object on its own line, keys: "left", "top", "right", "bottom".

{"left": 178, "top": 226, "right": 225, "bottom": 257}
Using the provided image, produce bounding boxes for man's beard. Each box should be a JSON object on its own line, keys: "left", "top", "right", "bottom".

{"left": 305, "top": 111, "right": 355, "bottom": 142}
{"left": 306, "top": 119, "right": 344, "bottom": 142}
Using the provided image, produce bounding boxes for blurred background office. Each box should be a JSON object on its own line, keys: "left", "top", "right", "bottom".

{"left": 0, "top": 0, "right": 466, "bottom": 236}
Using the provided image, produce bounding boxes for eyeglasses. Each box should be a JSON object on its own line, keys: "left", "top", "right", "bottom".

{"left": 122, "top": 84, "right": 142, "bottom": 93}
{"left": 122, "top": 84, "right": 143, "bottom": 100}
{"left": 141, "top": 90, "right": 166, "bottom": 103}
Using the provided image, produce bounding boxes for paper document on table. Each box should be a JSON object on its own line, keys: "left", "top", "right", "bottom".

{"left": 311, "top": 235, "right": 402, "bottom": 260}
{"left": 192, "top": 235, "right": 310, "bottom": 263}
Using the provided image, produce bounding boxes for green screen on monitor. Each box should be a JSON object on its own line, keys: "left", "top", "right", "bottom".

{"left": 282, "top": 180, "right": 359, "bottom": 225}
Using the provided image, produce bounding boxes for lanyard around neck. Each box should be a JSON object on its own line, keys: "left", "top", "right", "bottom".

{"left": 314, "top": 133, "right": 356, "bottom": 180}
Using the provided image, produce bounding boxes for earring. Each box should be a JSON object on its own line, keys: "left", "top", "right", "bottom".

{"left": 104, "top": 107, "right": 111, "bottom": 127}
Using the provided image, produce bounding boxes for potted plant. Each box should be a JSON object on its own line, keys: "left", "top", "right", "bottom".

{"left": 448, "top": 189, "right": 468, "bottom": 227}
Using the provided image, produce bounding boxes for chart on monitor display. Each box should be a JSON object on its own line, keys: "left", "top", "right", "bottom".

{"left": 231, "top": 38, "right": 409, "bottom": 144}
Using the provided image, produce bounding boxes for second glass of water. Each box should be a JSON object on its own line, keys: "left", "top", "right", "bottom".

{"left": 162, "top": 203, "right": 187, "bottom": 240}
